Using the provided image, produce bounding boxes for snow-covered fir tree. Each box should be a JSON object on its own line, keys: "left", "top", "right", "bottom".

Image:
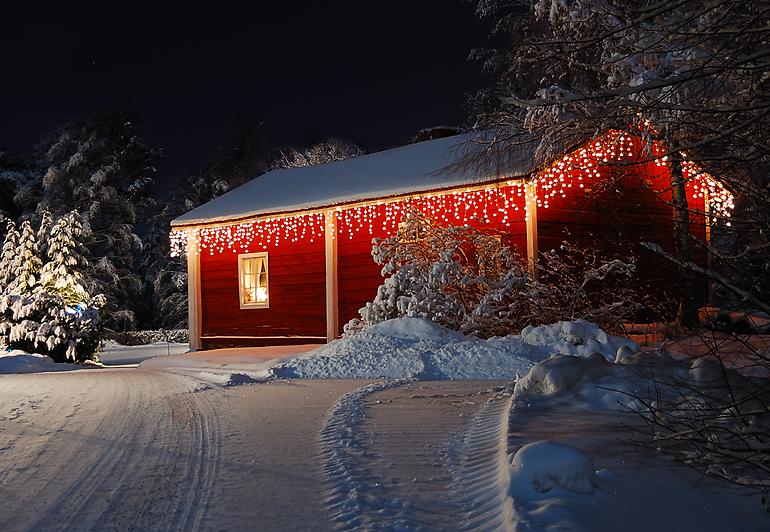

{"left": 8, "top": 220, "right": 42, "bottom": 295}
{"left": 0, "top": 212, "right": 104, "bottom": 362}
{"left": 17, "top": 111, "right": 159, "bottom": 331}
{"left": 36, "top": 210, "right": 53, "bottom": 259}
{"left": 0, "top": 220, "right": 19, "bottom": 294}
{"left": 39, "top": 212, "right": 89, "bottom": 306}
{"left": 0, "top": 149, "right": 24, "bottom": 223}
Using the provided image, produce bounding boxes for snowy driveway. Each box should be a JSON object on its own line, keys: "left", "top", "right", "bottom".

{"left": 1, "top": 363, "right": 768, "bottom": 531}
{"left": 0, "top": 369, "right": 366, "bottom": 530}
{"left": 0, "top": 368, "right": 504, "bottom": 531}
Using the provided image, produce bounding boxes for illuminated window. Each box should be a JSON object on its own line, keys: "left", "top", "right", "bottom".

{"left": 238, "top": 252, "right": 269, "bottom": 309}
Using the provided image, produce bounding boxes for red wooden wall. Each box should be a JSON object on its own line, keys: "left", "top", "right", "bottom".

{"left": 199, "top": 237, "right": 326, "bottom": 348}
{"left": 536, "top": 153, "right": 708, "bottom": 313}
{"left": 196, "top": 142, "right": 711, "bottom": 346}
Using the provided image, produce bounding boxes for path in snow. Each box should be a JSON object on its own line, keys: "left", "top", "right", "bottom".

{"left": 0, "top": 370, "right": 363, "bottom": 531}
{"left": 318, "top": 380, "right": 511, "bottom": 530}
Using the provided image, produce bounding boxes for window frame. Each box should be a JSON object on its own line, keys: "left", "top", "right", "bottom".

{"left": 237, "top": 252, "right": 270, "bottom": 309}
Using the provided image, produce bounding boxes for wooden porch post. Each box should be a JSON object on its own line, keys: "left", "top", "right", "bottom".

{"left": 525, "top": 181, "right": 539, "bottom": 277}
{"left": 187, "top": 233, "right": 202, "bottom": 351}
{"left": 324, "top": 210, "right": 339, "bottom": 342}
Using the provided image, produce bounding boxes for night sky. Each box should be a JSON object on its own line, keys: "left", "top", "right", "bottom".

{"left": 1, "top": 1, "right": 488, "bottom": 191}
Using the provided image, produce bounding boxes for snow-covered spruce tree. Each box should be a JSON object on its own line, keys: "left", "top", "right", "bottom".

{"left": 39, "top": 212, "right": 89, "bottom": 306}
{"left": 17, "top": 111, "right": 159, "bottom": 332}
{"left": 0, "top": 220, "right": 19, "bottom": 294}
{"left": 0, "top": 212, "right": 104, "bottom": 362}
{"left": 0, "top": 149, "right": 24, "bottom": 223}
{"left": 470, "top": 0, "right": 770, "bottom": 328}
{"left": 8, "top": 220, "right": 42, "bottom": 295}
{"left": 345, "top": 211, "right": 644, "bottom": 337}
{"left": 36, "top": 210, "right": 53, "bottom": 260}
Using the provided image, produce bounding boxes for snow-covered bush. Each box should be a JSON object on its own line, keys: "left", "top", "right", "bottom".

{"left": 346, "top": 211, "right": 526, "bottom": 336}
{"left": 346, "top": 211, "right": 646, "bottom": 338}
{"left": 104, "top": 328, "right": 188, "bottom": 346}
{"left": 0, "top": 211, "right": 104, "bottom": 362}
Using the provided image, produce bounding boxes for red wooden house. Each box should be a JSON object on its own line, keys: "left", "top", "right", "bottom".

{"left": 170, "top": 131, "right": 731, "bottom": 350}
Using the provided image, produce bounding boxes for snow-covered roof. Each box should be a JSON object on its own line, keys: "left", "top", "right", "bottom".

{"left": 171, "top": 133, "right": 538, "bottom": 227}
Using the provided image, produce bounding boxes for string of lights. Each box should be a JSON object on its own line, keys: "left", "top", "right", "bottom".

{"left": 170, "top": 132, "right": 734, "bottom": 257}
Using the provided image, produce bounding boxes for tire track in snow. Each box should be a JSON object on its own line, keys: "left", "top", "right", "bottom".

{"left": 458, "top": 386, "right": 515, "bottom": 532}
{"left": 168, "top": 372, "right": 222, "bottom": 532}
{"left": 319, "top": 379, "right": 412, "bottom": 530}
{"left": 19, "top": 372, "right": 140, "bottom": 530}
{"left": 0, "top": 370, "right": 222, "bottom": 531}
{"left": 360, "top": 383, "right": 506, "bottom": 531}
{"left": 319, "top": 380, "right": 510, "bottom": 531}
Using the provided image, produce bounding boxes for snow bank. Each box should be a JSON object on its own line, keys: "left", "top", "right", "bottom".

{"left": 521, "top": 320, "right": 638, "bottom": 361}
{"left": 0, "top": 350, "right": 80, "bottom": 374}
{"left": 510, "top": 440, "right": 595, "bottom": 495}
{"left": 271, "top": 318, "right": 639, "bottom": 380}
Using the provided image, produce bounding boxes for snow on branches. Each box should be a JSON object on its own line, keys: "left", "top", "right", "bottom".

{"left": 345, "top": 210, "right": 646, "bottom": 338}
{"left": 0, "top": 211, "right": 104, "bottom": 362}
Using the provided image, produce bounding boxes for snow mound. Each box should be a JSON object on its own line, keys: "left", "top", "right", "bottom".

{"left": 272, "top": 317, "right": 541, "bottom": 380}
{"left": 514, "top": 353, "right": 613, "bottom": 396}
{"left": 513, "top": 349, "right": 694, "bottom": 410}
{"left": 510, "top": 440, "right": 595, "bottom": 495}
{"left": 0, "top": 350, "right": 79, "bottom": 374}
{"left": 521, "top": 319, "right": 638, "bottom": 361}
{"left": 366, "top": 317, "right": 467, "bottom": 343}
{"left": 271, "top": 318, "right": 637, "bottom": 380}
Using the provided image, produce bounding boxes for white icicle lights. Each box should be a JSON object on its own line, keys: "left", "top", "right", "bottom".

{"left": 169, "top": 131, "right": 734, "bottom": 257}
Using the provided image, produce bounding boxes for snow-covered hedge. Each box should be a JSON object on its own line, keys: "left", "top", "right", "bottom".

{"left": 104, "top": 328, "right": 188, "bottom": 346}
{"left": 345, "top": 210, "right": 645, "bottom": 338}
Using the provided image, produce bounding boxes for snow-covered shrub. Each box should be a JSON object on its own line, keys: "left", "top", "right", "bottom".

{"left": 0, "top": 211, "right": 104, "bottom": 362}
{"left": 346, "top": 211, "right": 648, "bottom": 338}
{"left": 531, "top": 242, "right": 648, "bottom": 331}
{"left": 346, "top": 211, "right": 526, "bottom": 336}
{"left": 104, "top": 328, "right": 188, "bottom": 346}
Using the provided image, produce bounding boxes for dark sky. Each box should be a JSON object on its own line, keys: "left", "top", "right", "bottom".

{"left": 1, "top": 1, "right": 488, "bottom": 190}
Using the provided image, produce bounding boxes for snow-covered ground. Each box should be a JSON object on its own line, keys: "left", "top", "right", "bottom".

{"left": 1, "top": 319, "right": 768, "bottom": 530}
{"left": 138, "top": 344, "right": 318, "bottom": 385}
{"left": 0, "top": 369, "right": 366, "bottom": 530}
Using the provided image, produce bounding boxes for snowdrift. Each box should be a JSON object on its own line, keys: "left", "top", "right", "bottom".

{"left": 271, "top": 318, "right": 640, "bottom": 380}
{"left": 0, "top": 350, "right": 80, "bottom": 374}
